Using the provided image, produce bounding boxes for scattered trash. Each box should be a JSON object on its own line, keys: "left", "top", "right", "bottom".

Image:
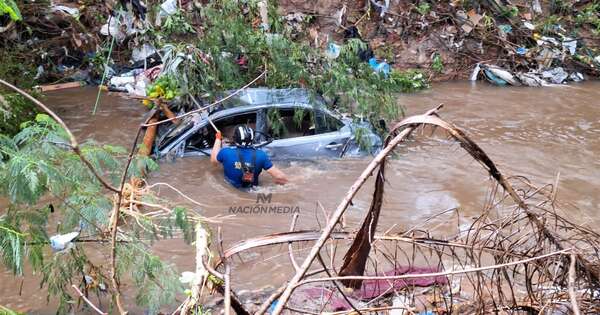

{"left": 390, "top": 295, "right": 411, "bottom": 315}
{"left": 460, "top": 9, "right": 482, "bottom": 34}
{"left": 371, "top": 0, "right": 390, "bottom": 17}
{"left": 569, "top": 72, "right": 584, "bottom": 82}
{"left": 536, "top": 48, "right": 560, "bottom": 68}
{"left": 498, "top": 24, "right": 512, "bottom": 34}
{"left": 100, "top": 10, "right": 139, "bottom": 42}
{"left": 532, "top": 0, "right": 542, "bottom": 14}
{"left": 326, "top": 42, "right": 341, "bottom": 59}
{"left": 542, "top": 67, "right": 569, "bottom": 84}
{"left": 132, "top": 44, "right": 158, "bottom": 63}
{"left": 516, "top": 72, "right": 547, "bottom": 87}
{"left": 179, "top": 271, "right": 197, "bottom": 284}
{"left": 469, "top": 63, "right": 481, "bottom": 81}
{"left": 50, "top": 5, "right": 80, "bottom": 18}
{"left": 562, "top": 38, "right": 577, "bottom": 55}
{"left": 523, "top": 21, "right": 535, "bottom": 30}
{"left": 516, "top": 47, "right": 528, "bottom": 56}
{"left": 49, "top": 231, "right": 79, "bottom": 251}
{"left": 368, "top": 57, "right": 390, "bottom": 77}
{"left": 159, "top": 0, "right": 178, "bottom": 17}
{"left": 33, "top": 65, "right": 44, "bottom": 80}
{"left": 481, "top": 65, "right": 520, "bottom": 86}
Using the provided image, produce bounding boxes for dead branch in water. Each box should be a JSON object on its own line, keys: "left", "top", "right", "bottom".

{"left": 213, "top": 106, "right": 600, "bottom": 314}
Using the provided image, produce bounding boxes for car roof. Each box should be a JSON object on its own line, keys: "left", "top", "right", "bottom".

{"left": 209, "top": 88, "right": 328, "bottom": 116}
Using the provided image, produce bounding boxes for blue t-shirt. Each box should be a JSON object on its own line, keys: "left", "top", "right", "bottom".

{"left": 217, "top": 147, "right": 273, "bottom": 188}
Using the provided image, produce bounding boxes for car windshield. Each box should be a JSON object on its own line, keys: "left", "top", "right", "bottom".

{"left": 216, "top": 88, "right": 327, "bottom": 111}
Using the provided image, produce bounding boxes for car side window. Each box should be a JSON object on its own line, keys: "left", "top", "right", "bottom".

{"left": 267, "top": 108, "right": 315, "bottom": 139}
{"left": 315, "top": 110, "right": 343, "bottom": 134}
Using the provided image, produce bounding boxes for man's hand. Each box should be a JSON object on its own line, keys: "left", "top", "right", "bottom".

{"left": 210, "top": 131, "right": 223, "bottom": 166}
{"left": 267, "top": 167, "right": 288, "bottom": 185}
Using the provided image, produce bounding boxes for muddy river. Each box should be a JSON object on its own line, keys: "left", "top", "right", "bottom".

{"left": 2, "top": 82, "right": 599, "bottom": 313}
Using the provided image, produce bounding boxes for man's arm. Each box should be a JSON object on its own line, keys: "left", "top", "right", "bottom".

{"left": 267, "top": 166, "right": 288, "bottom": 185}
{"left": 210, "top": 131, "right": 222, "bottom": 166}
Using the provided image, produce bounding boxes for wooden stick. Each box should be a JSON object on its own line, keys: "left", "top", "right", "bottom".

{"left": 269, "top": 106, "right": 442, "bottom": 315}
{"left": 0, "top": 78, "right": 120, "bottom": 193}
{"left": 139, "top": 117, "right": 158, "bottom": 156}
{"left": 296, "top": 249, "right": 571, "bottom": 286}
{"left": 224, "top": 263, "right": 231, "bottom": 315}
{"left": 143, "top": 71, "right": 265, "bottom": 127}
{"left": 569, "top": 253, "right": 581, "bottom": 315}
{"left": 71, "top": 285, "right": 108, "bottom": 315}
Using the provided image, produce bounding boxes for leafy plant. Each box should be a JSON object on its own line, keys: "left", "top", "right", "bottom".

{"left": 0, "top": 0, "right": 21, "bottom": 21}
{"left": 161, "top": 11, "right": 196, "bottom": 36}
{"left": 415, "top": 2, "right": 431, "bottom": 16}
{"left": 575, "top": 2, "right": 600, "bottom": 35}
{"left": 153, "top": 0, "right": 427, "bottom": 138}
{"left": 0, "top": 114, "right": 195, "bottom": 314}
{"left": 431, "top": 53, "right": 444, "bottom": 73}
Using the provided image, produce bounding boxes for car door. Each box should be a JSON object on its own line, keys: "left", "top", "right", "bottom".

{"left": 264, "top": 106, "right": 352, "bottom": 159}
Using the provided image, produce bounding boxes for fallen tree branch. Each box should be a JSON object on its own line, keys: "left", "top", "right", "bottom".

{"left": 297, "top": 248, "right": 571, "bottom": 286}
{"left": 269, "top": 105, "right": 443, "bottom": 315}
{"left": 0, "top": 78, "right": 120, "bottom": 193}
{"left": 71, "top": 285, "right": 108, "bottom": 315}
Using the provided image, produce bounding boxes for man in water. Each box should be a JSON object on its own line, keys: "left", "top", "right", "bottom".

{"left": 210, "top": 125, "right": 288, "bottom": 188}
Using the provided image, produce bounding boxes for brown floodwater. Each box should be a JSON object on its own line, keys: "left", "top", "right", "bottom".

{"left": 2, "top": 82, "right": 599, "bottom": 313}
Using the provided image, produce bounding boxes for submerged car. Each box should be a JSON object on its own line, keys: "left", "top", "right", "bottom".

{"left": 153, "top": 88, "right": 382, "bottom": 160}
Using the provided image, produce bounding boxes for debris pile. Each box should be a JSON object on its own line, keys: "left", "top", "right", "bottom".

{"left": 278, "top": 0, "right": 600, "bottom": 85}
{"left": 201, "top": 108, "right": 600, "bottom": 314}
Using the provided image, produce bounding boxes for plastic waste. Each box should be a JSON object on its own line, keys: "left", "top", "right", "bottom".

{"left": 482, "top": 65, "right": 520, "bottom": 86}
{"left": 562, "top": 38, "right": 577, "bottom": 55}
{"left": 569, "top": 72, "right": 584, "bottom": 82}
{"left": 51, "top": 5, "right": 80, "bottom": 17}
{"left": 498, "top": 24, "right": 512, "bottom": 34}
{"left": 268, "top": 299, "right": 279, "bottom": 314}
{"left": 50, "top": 231, "right": 79, "bottom": 251}
{"left": 326, "top": 43, "right": 341, "bottom": 59}
{"left": 160, "top": 0, "right": 178, "bottom": 17}
{"left": 516, "top": 47, "right": 528, "bottom": 55}
{"left": 132, "top": 44, "right": 158, "bottom": 62}
{"left": 542, "top": 67, "right": 568, "bottom": 84}
{"left": 516, "top": 72, "right": 547, "bottom": 87}
{"left": 390, "top": 295, "right": 410, "bottom": 315}
{"left": 179, "top": 271, "right": 196, "bottom": 284}
{"left": 595, "top": 56, "right": 600, "bottom": 64}
{"left": 370, "top": 0, "right": 390, "bottom": 17}
{"left": 532, "top": 0, "right": 542, "bottom": 14}
{"left": 100, "top": 10, "right": 137, "bottom": 42}
{"left": 368, "top": 57, "right": 390, "bottom": 77}
{"left": 34, "top": 65, "right": 44, "bottom": 80}
{"left": 537, "top": 36, "right": 559, "bottom": 46}
{"left": 469, "top": 63, "right": 481, "bottom": 81}
{"left": 523, "top": 21, "right": 535, "bottom": 30}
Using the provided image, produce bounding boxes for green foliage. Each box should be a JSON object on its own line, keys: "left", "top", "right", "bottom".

{"left": 161, "top": 11, "right": 196, "bottom": 36}
{"left": 431, "top": 53, "right": 444, "bottom": 73}
{"left": 540, "top": 15, "right": 563, "bottom": 34}
{"left": 152, "top": 0, "right": 427, "bottom": 133}
{"left": 415, "top": 2, "right": 431, "bottom": 16}
{"left": 267, "top": 108, "right": 285, "bottom": 137}
{"left": 0, "top": 115, "right": 196, "bottom": 314}
{"left": 0, "top": 305, "right": 25, "bottom": 315}
{"left": 0, "top": 0, "right": 21, "bottom": 21}
{"left": 0, "top": 50, "right": 39, "bottom": 136}
{"left": 575, "top": 2, "right": 600, "bottom": 34}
